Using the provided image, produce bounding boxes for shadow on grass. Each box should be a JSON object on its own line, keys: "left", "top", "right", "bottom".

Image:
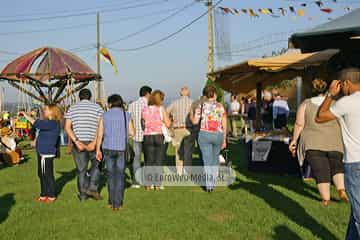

{"left": 0, "top": 193, "right": 15, "bottom": 224}
{"left": 56, "top": 169, "right": 77, "bottom": 196}
{"left": 272, "top": 225, "right": 302, "bottom": 240}
{"left": 228, "top": 142, "right": 337, "bottom": 240}
{"left": 231, "top": 178, "right": 338, "bottom": 240}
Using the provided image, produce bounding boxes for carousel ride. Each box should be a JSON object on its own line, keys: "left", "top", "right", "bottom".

{"left": 0, "top": 46, "right": 100, "bottom": 165}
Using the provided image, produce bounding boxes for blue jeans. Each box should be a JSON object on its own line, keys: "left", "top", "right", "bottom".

{"left": 104, "top": 149, "right": 126, "bottom": 208}
{"left": 198, "top": 131, "right": 224, "bottom": 190}
{"left": 132, "top": 141, "right": 142, "bottom": 184}
{"left": 345, "top": 162, "right": 360, "bottom": 240}
{"left": 72, "top": 144, "right": 100, "bottom": 199}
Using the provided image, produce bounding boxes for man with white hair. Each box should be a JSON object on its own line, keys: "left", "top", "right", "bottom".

{"left": 167, "top": 87, "right": 193, "bottom": 175}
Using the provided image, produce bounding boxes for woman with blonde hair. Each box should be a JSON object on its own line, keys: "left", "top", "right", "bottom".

{"left": 22, "top": 104, "right": 62, "bottom": 203}
{"left": 289, "top": 79, "right": 348, "bottom": 206}
{"left": 141, "top": 90, "right": 171, "bottom": 190}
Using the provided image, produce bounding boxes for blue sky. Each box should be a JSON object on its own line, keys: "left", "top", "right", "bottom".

{"left": 0, "top": 0, "right": 356, "bottom": 103}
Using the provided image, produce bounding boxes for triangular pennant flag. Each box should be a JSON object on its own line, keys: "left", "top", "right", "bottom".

{"left": 249, "top": 9, "right": 259, "bottom": 17}
{"left": 219, "top": 7, "right": 226, "bottom": 13}
{"left": 219, "top": 7, "right": 233, "bottom": 15}
{"left": 100, "top": 47, "right": 118, "bottom": 74}
{"left": 321, "top": 8, "right": 333, "bottom": 13}
{"left": 279, "top": 8, "right": 287, "bottom": 16}
{"left": 315, "top": 1, "right": 324, "bottom": 8}
{"left": 289, "top": 6, "right": 296, "bottom": 13}
{"left": 268, "top": 8, "right": 274, "bottom": 14}
{"left": 259, "top": 8, "right": 270, "bottom": 14}
{"left": 301, "top": 3, "right": 307, "bottom": 7}
{"left": 344, "top": 7, "right": 351, "bottom": 12}
{"left": 297, "top": 9, "right": 305, "bottom": 17}
{"left": 233, "top": 9, "right": 240, "bottom": 15}
{"left": 241, "top": 9, "right": 248, "bottom": 14}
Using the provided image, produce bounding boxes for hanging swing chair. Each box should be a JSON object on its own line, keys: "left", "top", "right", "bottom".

{"left": 0, "top": 47, "right": 101, "bottom": 104}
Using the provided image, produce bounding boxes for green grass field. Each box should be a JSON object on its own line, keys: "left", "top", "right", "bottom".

{"left": 0, "top": 141, "right": 349, "bottom": 240}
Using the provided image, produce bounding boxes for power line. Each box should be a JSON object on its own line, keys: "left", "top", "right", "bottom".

{"left": 105, "top": 1, "right": 197, "bottom": 45}
{"left": 0, "top": 0, "right": 168, "bottom": 23}
{"left": 217, "top": 40, "right": 288, "bottom": 55}
{"left": 108, "top": 0, "right": 224, "bottom": 52}
{"left": 0, "top": 0, "right": 152, "bottom": 19}
{"left": 0, "top": 7, "right": 183, "bottom": 36}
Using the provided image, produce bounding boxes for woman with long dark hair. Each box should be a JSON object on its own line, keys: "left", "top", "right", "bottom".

{"left": 96, "top": 94, "right": 135, "bottom": 211}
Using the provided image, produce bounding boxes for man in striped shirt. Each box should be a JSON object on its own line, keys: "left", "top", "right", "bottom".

{"left": 65, "top": 89, "right": 104, "bottom": 201}
{"left": 167, "top": 87, "right": 193, "bottom": 175}
{"left": 128, "top": 86, "right": 152, "bottom": 188}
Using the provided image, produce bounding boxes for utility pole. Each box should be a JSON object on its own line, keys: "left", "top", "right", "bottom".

{"left": 96, "top": 12, "right": 102, "bottom": 103}
{"left": 207, "top": 0, "right": 214, "bottom": 74}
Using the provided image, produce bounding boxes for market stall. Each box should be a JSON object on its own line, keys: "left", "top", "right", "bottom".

{"left": 209, "top": 50, "right": 339, "bottom": 175}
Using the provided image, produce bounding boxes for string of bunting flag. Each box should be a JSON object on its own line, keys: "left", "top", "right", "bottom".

{"left": 218, "top": 0, "right": 353, "bottom": 19}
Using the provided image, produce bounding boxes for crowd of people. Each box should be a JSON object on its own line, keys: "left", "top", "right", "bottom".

{"left": 21, "top": 85, "right": 227, "bottom": 211}
{"left": 3, "top": 67, "right": 360, "bottom": 239}
{"left": 227, "top": 90, "right": 290, "bottom": 138}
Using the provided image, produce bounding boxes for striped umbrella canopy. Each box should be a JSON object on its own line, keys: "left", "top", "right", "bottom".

{"left": 0, "top": 47, "right": 100, "bottom": 104}
{"left": 0, "top": 47, "right": 99, "bottom": 82}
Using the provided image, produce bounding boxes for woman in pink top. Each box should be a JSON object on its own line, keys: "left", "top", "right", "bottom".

{"left": 141, "top": 90, "right": 171, "bottom": 190}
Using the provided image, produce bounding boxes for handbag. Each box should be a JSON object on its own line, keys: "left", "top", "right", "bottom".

{"left": 159, "top": 107, "right": 173, "bottom": 143}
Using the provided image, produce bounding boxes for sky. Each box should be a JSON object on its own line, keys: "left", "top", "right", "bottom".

{"left": 0, "top": 0, "right": 357, "bottom": 103}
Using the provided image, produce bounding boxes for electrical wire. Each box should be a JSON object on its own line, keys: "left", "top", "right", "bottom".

{"left": 0, "top": 0, "right": 168, "bottom": 23}
{"left": 105, "top": 0, "right": 197, "bottom": 45}
{"left": 0, "top": 7, "right": 183, "bottom": 36}
{"left": 107, "top": 0, "right": 224, "bottom": 52}
{"left": 217, "top": 40, "right": 288, "bottom": 55}
{"left": 0, "top": 0, "right": 153, "bottom": 19}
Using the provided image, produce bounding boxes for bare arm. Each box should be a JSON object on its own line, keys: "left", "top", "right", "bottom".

{"left": 190, "top": 105, "right": 200, "bottom": 125}
{"left": 161, "top": 107, "right": 172, "bottom": 128}
{"left": 316, "top": 96, "right": 336, "bottom": 123}
{"left": 96, "top": 118, "right": 104, "bottom": 153}
{"left": 222, "top": 114, "right": 227, "bottom": 149}
{"left": 292, "top": 102, "right": 306, "bottom": 142}
{"left": 128, "top": 119, "right": 135, "bottom": 138}
{"left": 65, "top": 119, "right": 77, "bottom": 142}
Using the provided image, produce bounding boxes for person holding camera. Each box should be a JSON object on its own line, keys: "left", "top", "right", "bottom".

{"left": 316, "top": 68, "right": 360, "bottom": 240}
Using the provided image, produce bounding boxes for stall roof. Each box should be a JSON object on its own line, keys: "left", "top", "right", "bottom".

{"left": 290, "top": 9, "right": 360, "bottom": 53}
{"left": 209, "top": 49, "right": 338, "bottom": 93}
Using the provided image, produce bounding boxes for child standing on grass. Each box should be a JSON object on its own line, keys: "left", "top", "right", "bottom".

{"left": 21, "top": 104, "right": 62, "bottom": 203}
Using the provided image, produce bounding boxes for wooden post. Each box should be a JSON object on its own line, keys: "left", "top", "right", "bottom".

{"left": 256, "top": 81, "right": 262, "bottom": 132}
{"left": 207, "top": 0, "right": 214, "bottom": 74}
{"left": 96, "top": 12, "right": 102, "bottom": 103}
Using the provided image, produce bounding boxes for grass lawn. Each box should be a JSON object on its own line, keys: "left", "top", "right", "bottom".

{"left": 0, "top": 140, "right": 349, "bottom": 240}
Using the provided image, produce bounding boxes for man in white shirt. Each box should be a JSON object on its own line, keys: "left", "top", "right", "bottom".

{"left": 229, "top": 94, "right": 241, "bottom": 137}
{"left": 316, "top": 68, "right": 360, "bottom": 240}
{"left": 128, "top": 86, "right": 152, "bottom": 188}
{"left": 272, "top": 94, "right": 290, "bottom": 130}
